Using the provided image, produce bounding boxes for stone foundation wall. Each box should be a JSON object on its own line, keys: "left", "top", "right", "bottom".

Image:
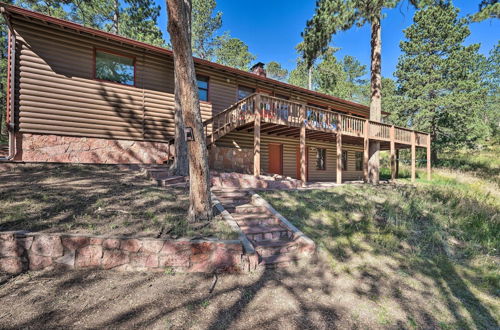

{"left": 211, "top": 172, "right": 302, "bottom": 189}
{"left": 208, "top": 146, "right": 253, "bottom": 174}
{"left": 0, "top": 232, "right": 256, "bottom": 274}
{"left": 14, "top": 133, "right": 172, "bottom": 164}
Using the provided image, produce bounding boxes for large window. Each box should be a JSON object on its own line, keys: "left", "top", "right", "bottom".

{"left": 342, "top": 151, "right": 348, "bottom": 170}
{"left": 316, "top": 148, "right": 326, "bottom": 170}
{"left": 197, "top": 75, "right": 209, "bottom": 102}
{"left": 95, "top": 50, "right": 135, "bottom": 86}
{"left": 355, "top": 151, "right": 363, "bottom": 171}
{"left": 238, "top": 85, "right": 255, "bottom": 100}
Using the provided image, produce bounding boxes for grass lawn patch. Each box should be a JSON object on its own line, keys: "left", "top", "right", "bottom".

{"left": 0, "top": 164, "right": 236, "bottom": 239}
{"left": 260, "top": 166, "right": 499, "bottom": 328}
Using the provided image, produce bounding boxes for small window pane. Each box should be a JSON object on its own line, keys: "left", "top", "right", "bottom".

{"left": 238, "top": 86, "right": 255, "bottom": 100}
{"left": 316, "top": 148, "right": 326, "bottom": 170}
{"left": 198, "top": 89, "right": 208, "bottom": 102}
{"left": 95, "top": 51, "right": 134, "bottom": 85}
{"left": 197, "top": 75, "right": 209, "bottom": 101}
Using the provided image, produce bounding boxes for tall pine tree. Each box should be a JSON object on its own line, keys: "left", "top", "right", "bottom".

{"left": 395, "top": 3, "right": 487, "bottom": 160}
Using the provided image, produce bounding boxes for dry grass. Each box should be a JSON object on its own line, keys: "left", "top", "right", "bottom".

{"left": 0, "top": 164, "right": 236, "bottom": 239}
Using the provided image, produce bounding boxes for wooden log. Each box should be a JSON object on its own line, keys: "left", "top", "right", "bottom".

{"left": 300, "top": 103, "right": 307, "bottom": 186}
{"left": 363, "top": 119, "right": 369, "bottom": 182}
{"left": 253, "top": 94, "right": 261, "bottom": 176}
{"left": 336, "top": 113, "right": 342, "bottom": 184}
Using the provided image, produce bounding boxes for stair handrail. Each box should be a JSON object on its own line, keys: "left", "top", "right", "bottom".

{"left": 203, "top": 93, "right": 257, "bottom": 126}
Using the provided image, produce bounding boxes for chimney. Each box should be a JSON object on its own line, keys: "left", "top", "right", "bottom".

{"left": 250, "top": 62, "right": 266, "bottom": 78}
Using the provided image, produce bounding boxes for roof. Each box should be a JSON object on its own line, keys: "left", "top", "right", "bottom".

{"left": 1, "top": 4, "right": 386, "bottom": 115}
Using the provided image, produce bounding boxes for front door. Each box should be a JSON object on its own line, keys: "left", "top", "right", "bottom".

{"left": 268, "top": 143, "right": 283, "bottom": 175}
{"left": 296, "top": 146, "right": 308, "bottom": 180}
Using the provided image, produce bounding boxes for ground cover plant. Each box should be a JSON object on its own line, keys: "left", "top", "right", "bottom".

{"left": 0, "top": 164, "right": 236, "bottom": 239}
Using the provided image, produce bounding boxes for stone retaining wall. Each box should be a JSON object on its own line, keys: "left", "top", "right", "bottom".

{"left": 211, "top": 172, "right": 302, "bottom": 189}
{"left": 14, "top": 133, "right": 172, "bottom": 164}
{"left": 208, "top": 146, "right": 253, "bottom": 174}
{"left": 0, "top": 232, "right": 257, "bottom": 275}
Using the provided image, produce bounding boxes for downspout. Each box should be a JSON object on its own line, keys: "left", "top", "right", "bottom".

{"left": 0, "top": 8, "right": 16, "bottom": 161}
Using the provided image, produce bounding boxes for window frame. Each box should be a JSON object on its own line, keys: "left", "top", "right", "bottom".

{"left": 342, "top": 150, "right": 348, "bottom": 170}
{"left": 93, "top": 48, "right": 136, "bottom": 87}
{"left": 316, "top": 148, "right": 326, "bottom": 171}
{"left": 355, "top": 151, "right": 363, "bottom": 171}
{"left": 237, "top": 85, "right": 256, "bottom": 101}
{"left": 197, "top": 74, "right": 210, "bottom": 103}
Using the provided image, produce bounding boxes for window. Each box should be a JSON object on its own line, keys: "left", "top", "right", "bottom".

{"left": 342, "top": 151, "right": 348, "bottom": 170}
{"left": 197, "top": 75, "right": 209, "bottom": 102}
{"left": 355, "top": 152, "right": 363, "bottom": 171}
{"left": 238, "top": 85, "right": 255, "bottom": 100}
{"left": 316, "top": 148, "right": 326, "bottom": 170}
{"left": 95, "top": 50, "right": 135, "bottom": 85}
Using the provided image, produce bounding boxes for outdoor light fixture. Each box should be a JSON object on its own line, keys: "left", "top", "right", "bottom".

{"left": 185, "top": 127, "right": 194, "bottom": 141}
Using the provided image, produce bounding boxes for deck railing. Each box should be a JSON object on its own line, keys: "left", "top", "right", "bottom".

{"left": 204, "top": 93, "right": 429, "bottom": 147}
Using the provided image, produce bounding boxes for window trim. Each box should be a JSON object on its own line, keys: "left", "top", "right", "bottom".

{"left": 316, "top": 147, "right": 326, "bottom": 171}
{"left": 197, "top": 74, "right": 210, "bottom": 103}
{"left": 93, "top": 48, "right": 136, "bottom": 87}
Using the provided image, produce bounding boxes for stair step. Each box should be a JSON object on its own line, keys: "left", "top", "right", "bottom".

{"left": 231, "top": 205, "right": 270, "bottom": 214}
{"left": 261, "top": 253, "right": 301, "bottom": 267}
{"left": 254, "top": 240, "right": 300, "bottom": 257}
{"left": 238, "top": 225, "right": 287, "bottom": 234}
{"left": 212, "top": 191, "right": 250, "bottom": 198}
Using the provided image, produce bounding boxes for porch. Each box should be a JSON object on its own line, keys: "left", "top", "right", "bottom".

{"left": 204, "top": 93, "right": 431, "bottom": 184}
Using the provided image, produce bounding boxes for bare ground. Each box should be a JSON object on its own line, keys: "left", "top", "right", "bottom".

{"left": 0, "top": 164, "right": 235, "bottom": 239}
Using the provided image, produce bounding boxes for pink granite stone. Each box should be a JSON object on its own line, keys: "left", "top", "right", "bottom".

{"left": 0, "top": 257, "right": 23, "bottom": 274}
{"left": 75, "top": 245, "right": 103, "bottom": 268}
{"left": 103, "top": 239, "right": 121, "bottom": 250}
{"left": 121, "top": 239, "right": 142, "bottom": 253}
{"left": 61, "top": 236, "right": 89, "bottom": 250}
{"left": 102, "top": 250, "right": 129, "bottom": 270}
{"left": 28, "top": 253, "right": 53, "bottom": 271}
{"left": 31, "top": 235, "right": 64, "bottom": 257}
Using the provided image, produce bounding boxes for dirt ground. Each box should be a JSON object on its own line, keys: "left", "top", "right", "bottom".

{"left": 0, "top": 164, "right": 235, "bottom": 239}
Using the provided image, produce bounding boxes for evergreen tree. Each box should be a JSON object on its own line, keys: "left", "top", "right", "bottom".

{"left": 482, "top": 41, "right": 500, "bottom": 140}
{"left": 395, "top": 3, "right": 487, "bottom": 160}
{"left": 191, "top": 0, "right": 222, "bottom": 59}
{"left": 315, "top": 47, "right": 349, "bottom": 99}
{"left": 214, "top": 33, "right": 255, "bottom": 70}
{"left": 288, "top": 58, "right": 311, "bottom": 89}
{"left": 266, "top": 61, "right": 288, "bottom": 81}
{"left": 472, "top": 0, "right": 499, "bottom": 21}
{"left": 341, "top": 55, "right": 368, "bottom": 103}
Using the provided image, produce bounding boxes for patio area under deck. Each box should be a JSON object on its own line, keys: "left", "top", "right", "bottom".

{"left": 204, "top": 93, "right": 431, "bottom": 184}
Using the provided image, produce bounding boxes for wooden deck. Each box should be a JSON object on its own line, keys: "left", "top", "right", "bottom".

{"left": 203, "top": 93, "right": 431, "bottom": 183}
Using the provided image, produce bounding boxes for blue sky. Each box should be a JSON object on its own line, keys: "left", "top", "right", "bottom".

{"left": 155, "top": 0, "right": 499, "bottom": 78}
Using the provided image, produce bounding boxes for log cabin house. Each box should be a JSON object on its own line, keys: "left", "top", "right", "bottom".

{"left": 0, "top": 4, "right": 431, "bottom": 183}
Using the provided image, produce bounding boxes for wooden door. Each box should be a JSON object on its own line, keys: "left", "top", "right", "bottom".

{"left": 268, "top": 144, "right": 283, "bottom": 175}
{"left": 296, "top": 146, "right": 308, "bottom": 180}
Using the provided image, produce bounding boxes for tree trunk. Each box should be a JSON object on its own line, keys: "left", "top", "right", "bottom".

{"left": 368, "top": 12, "right": 382, "bottom": 184}
{"left": 167, "top": 0, "right": 212, "bottom": 222}
{"left": 308, "top": 66, "right": 313, "bottom": 90}
{"left": 170, "top": 74, "right": 189, "bottom": 176}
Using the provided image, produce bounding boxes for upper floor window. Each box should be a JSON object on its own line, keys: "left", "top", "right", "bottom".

{"left": 95, "top": 50, "right": 135, "bottom": 86}
{"left": 238, "top": 85, "right": 255, "bottom": 100}
{"left": 342, "top": 150, "right": 348, "bottom": 170}
{"left": 316, "top": 148, "right": 326, "bottom": 170}
{"left": 197, "top": 75, "right": 209, "bottom": 102}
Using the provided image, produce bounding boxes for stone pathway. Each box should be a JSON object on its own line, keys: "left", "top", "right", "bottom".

{"left": 212, "top": 189, "right": 315, "bottom": 268}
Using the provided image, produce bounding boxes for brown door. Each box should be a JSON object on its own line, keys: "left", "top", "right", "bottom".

{"left": 296, "top": 146, "right": 308, "bottom": 180}
{"left": 268, "top": 144, "right": 283, "bottom": 175}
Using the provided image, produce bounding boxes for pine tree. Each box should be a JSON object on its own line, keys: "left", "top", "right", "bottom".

{"left": 214, "top": 33, "right": 255, "bottom": 70}
{"left": 395, "top": 3, "right": 488, "bottom": 160}
{"left": 266, "top": 61, "right": 288, "bottom": 81}
{"left": 191, "top": 0, "right": 221, "bottom": 59}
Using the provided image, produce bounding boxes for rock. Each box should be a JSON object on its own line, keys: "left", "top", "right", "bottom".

{"left": 28, "top": 253, "right": 53, "bottom": 271}
{"left": 0, "top": 257, "right": 23, "bottom": 274}
{"left": 103, "top": 239, "right": 121, "bottom": 250}
{"left": 31, "top": 235, "right": 64, "bottom": 257}
{"left": 61, "top": 236, "right": 89, "bottom": 250}
{"left": 141, "top": 240, "right": 164, "bottom": 254}
{"left": 0, "top": 239, "right": 19, "bottom": 257}
{"left": 158, "top": 254, "right": 189, "bottom": 268}
{"left": 102, "top": 250, "right": 129, "bottom": 270}
{"left": 55, "top": 250, "right": 75, "bottom": 267}
{"left": 75, "top": 245, "right": 103, "bottom": 268}
{"left": 121, "top": 239, "right": 142, "bottom": 253}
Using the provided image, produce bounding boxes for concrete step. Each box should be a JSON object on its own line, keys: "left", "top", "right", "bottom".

{"left": 228, "top": 204, "right": 270, "bottom": 214}
{"left": 212, "top": 191, "right": 250, "bottom": 198}
{"left": 261, "top": 252, "right": 301, "bottom": 268}
{"left": 156, "top": 176, "right": 187, "bottom": 187}
{"left": 232, "top": 214, "right": 280, "bottom": 226}
{"left": 254, "top": 240, "right": 300, "bottom": 257}
{"left": 239, "top": 225, "right": 292, "bottom": 242}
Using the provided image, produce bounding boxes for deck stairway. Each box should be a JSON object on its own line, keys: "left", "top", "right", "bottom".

{"left": 213, "top": 189, "right": 314, "bottom": 268}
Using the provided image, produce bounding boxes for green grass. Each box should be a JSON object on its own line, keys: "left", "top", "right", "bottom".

{"left": 260, "top": 147, "right": 499, "bottom": 328}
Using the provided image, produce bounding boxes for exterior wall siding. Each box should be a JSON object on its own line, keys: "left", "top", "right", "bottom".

{"left": 214, "top": 131, "right": 364, "bottom": 181}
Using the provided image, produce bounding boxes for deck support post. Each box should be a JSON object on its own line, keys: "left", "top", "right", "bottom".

{"left": 395, "top": 149, "right": 400, "bottom": 178}
{"left": 363, "top": 119, "right": 369, "bottom": 182}
{"left": 390, "top": 125, "right": 396, "bottom": 181}
{"left": 426, "top": 133, "right": 431, "bottom": 180}
{"left": 253, "top": 94, "right": 261, "bottom": 177}
{"left": 411, "top": 131, "right": 416, "bottom": 183}
{"left": 299, "top": 103, "right": 307, "bottom": 186}
{"left": 336, "top": 113, "right": 342, "bottom": 184}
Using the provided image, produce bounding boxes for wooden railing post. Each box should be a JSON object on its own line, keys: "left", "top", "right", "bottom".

{"left": 300, "top": 103, "right": 307, "bottom": 186}
{"left": 363, "top": 119, "right": 369, "bottom": 182}
{"left": 411, "top": 130, "right": 416, "bottom": 183}
{"left": 427, "top": 133, "right": 431, "bottom": 181}
{"left": 390, "top": 125, "right": 396, "bottom": 181}
{"left": 253, "top": 94, "right": 261, "bottom": 177}
{"left": 336, "top": 113, "right": 342, "bottom": 184}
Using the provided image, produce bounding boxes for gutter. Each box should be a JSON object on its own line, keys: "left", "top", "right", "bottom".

{"left": 0, "top": 8, "right": 16, "bottom": 161}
